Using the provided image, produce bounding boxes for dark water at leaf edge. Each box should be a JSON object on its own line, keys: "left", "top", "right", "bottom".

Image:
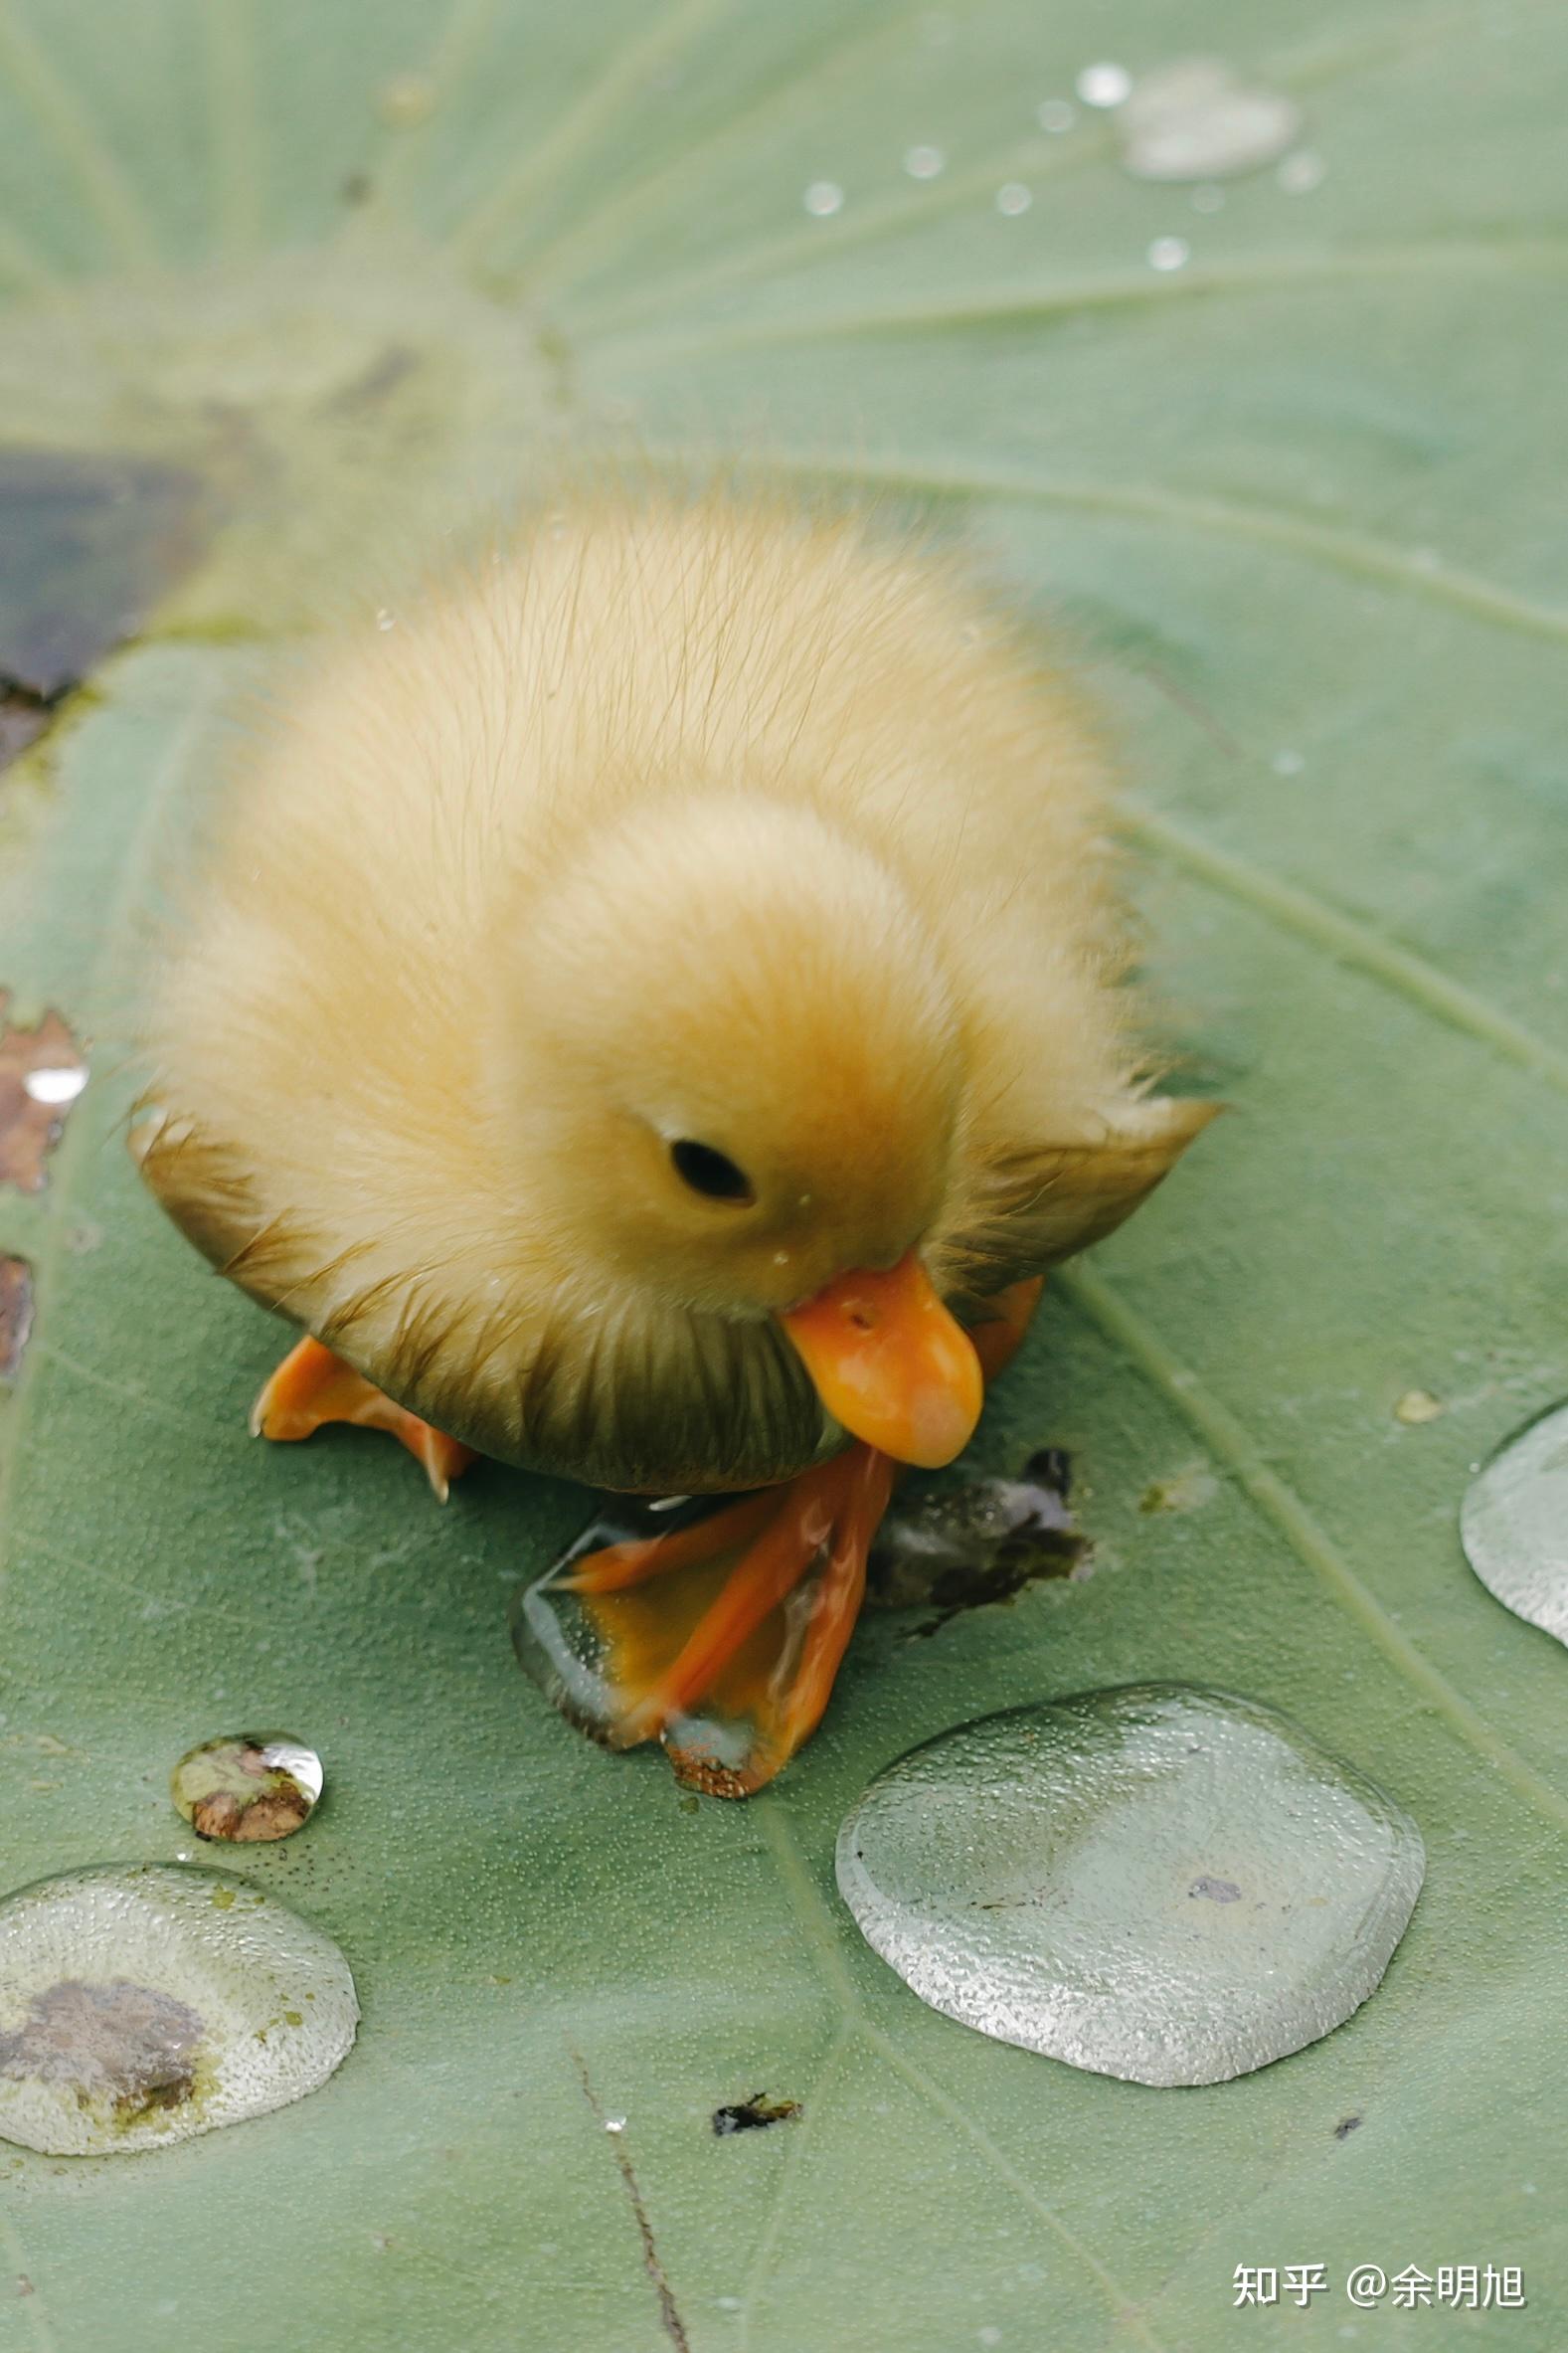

{"left": 0, "top": 447, "right": 210, "bottom": 769}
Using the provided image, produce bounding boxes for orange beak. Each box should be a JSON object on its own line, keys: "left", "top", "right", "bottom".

{"left": 778, "top": 1253, "right": 983, "bottom": 1469}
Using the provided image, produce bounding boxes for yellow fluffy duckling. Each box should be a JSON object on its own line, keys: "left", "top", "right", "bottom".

{"left": 134, "top": 482, "right": 1213, "bottom": 1793}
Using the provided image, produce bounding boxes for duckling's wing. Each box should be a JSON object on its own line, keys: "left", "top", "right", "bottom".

{"left": 944, "top": 1097, "right": 1221, "bottom": 1297}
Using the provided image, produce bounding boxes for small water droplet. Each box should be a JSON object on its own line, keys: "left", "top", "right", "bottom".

{"left": 170, "top": 1734, "right": 323, "bottom": 1844}
{"left": 1147, "top": 235, "right": 1191, "bottom": 272}
{"left": 1278, "top": 148, "right": 1327, "bottom": 194}
{"left": 1076, "top": 62, "right": 1132, "bottom": 109}
{"left": 375, "top": 608, "right": 396, "bottom": 632}
{"left": 1272, "top": 748, "right": 1306, "bottom": 777}
{"left": 1394, "top": 1388, "right": 1445, "bottom": 1426}
{"left": 903, "top": 144, "right": 946, "bottom": 180}
{"left": 1190, "top": 181, "right": 1226, "bottom": 212}
{"left": 1036, "top": 98, "right": 1076, "bottom": 133}
{"left": 604, "top": 2114, "right": 626, "bottom": 2133}
{"left": 1120, "top": 60, "right": 1301, "bottom": 182}
{"left": 22, "top": 1066, "right": 87, "bottom": 1107}
{"left": 376, "top": 73, "right": 436, "bottom": 130}
{"left": 836, "top": 1686, "right": 1424, "bottom": 2084}
{"left": 994, "top": 183, "right": 1033, "bottom": 217}
{"left": 802, "top": 180, "right": 844, "bottom": 218}
{"left": 0, "top": 1864, "right": 357, "bottom": 2153}
{"left": 1462, "top": 1403, "right": 1568, "bottom": 1645}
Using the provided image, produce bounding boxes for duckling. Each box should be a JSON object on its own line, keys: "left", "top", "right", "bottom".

{"left": 133, "top": 481, "right": 1214, "bottom": 1794}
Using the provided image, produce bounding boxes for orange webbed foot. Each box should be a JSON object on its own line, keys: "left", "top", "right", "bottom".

{"left": 251, "top": 1335, "right": 477, "bottom": 1502}
{"left": 513, "top": 1274, "right": 1045, "bottom": 1795}
{"left": 532, "top": 1446, "right": 895, "bottom": 1798}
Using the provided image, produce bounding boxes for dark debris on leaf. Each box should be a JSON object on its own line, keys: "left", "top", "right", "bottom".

{"left": 711, "top": 2091, "right": 801, "bottom": 2136}
{"left": 867, "top": 1448, "right": 1091, "bottom": 1635}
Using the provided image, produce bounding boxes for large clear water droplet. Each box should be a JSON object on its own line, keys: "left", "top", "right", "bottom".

{"left": 836, "top": 1685, "right": 1424, "bottom": 2085}
{"left": 1120, "top": 59, "right": 1301, "bottom": 182}
{"left": 171, "top": 1733, "right": 324, "bottom": 1843}
{"left": 1461, "top": 1403, "right": 1568, "bottom": 1645}
{"left": 0, "top": 1864, "right": 358, "bottom": 2153}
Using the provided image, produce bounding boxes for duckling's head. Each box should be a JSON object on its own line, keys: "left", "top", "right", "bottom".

{"left": 490, "top": 793, "right": 982, "bottom": 1466}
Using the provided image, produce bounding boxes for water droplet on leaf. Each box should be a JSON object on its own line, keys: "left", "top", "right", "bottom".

{"left": 836, "top": 1685, "right": 1424, "bottom": 2084}
{"left": 1147, "top": 235, "right": 1191, "bottom": 272}
{"left": 1036, "top": 99, "right": 1076, "bottom": 133}
{"left": 22, "top": 1067, "right": 87, "bottom": 1107}
{"left": 1278, "top": 148, "right": 1327, "bottom": 194}
{"left": 0, "top": 1864, "right": 357, "bottom": 2153}
{"left": 1119, "top": 59, "right": 1301, "bottom": 182}
{"left": 802, "top": 181, "right": 844, "bottom": 218}
{"left": 1462, "top": 1403, "right": 1568, "bottom": 1646}
{"left": 171, "top": 1734, "right": 324, "bottom": 1843}
{"left": 903, "top": 145, "right": 946, "bottom": 180}
{"left": 1076, "top": 63, "right": 1132, "bottom": 109}
{"left": 994, "top": 183, "right": 1032, "bottom": 217}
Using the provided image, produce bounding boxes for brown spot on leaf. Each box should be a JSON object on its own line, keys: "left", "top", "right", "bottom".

{"left": 0, "top": 1980, "right": 203, "bottom": 2123}
{"left": 0, "top": 1255, "right": 33, "bottom": 1379}
{"left": 0, "top": 996, "right": 87, "bottom": 1191}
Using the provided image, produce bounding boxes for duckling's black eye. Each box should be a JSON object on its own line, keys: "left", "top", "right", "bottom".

{"left": 670, "top": 1139, "right": 754, "bottom": 1204}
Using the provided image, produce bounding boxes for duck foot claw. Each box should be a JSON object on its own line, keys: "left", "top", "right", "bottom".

{"left": 251, "top": 1335, "right": 476, "bottom": 1501}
